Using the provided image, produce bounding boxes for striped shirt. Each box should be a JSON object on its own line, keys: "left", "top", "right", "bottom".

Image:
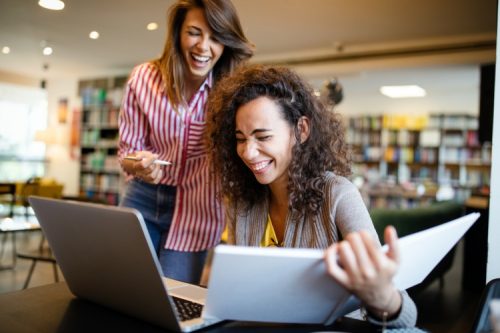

{"left": 118, "top": 62, "right": 224, "bottom": 251}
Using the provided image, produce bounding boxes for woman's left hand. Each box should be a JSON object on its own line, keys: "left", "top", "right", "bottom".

{"left": 324, "top": 226, "right": 402, "bottom": 318}
{"left": 121, "top": 151, "right": 164, "bottom": 184}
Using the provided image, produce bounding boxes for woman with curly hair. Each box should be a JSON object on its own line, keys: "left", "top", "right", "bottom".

{"left": 206, "top": 64, "right": 417, "bottom": 328}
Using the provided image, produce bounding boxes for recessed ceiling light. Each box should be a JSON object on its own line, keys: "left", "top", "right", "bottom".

{"left": 147, "top": 22, "right": 159, "bottom": 31}
{"left": 89, "top": 31, "right": 100, "bottom": 39}
{"left": 2, "top": 46, "right": 10, "bottom": 54}
{"left": 38, "top": 0, "right": 65, "bottom": 10}
{"left": 380, "top": 85, "right": 426, "bottom": 98}
{"left": 43, "top": 46, "right": 53, "bottom": 56}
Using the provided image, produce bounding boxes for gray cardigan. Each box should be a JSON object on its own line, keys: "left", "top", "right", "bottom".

{"left": 225, "top": 172, "right": 417, "bottom": 328}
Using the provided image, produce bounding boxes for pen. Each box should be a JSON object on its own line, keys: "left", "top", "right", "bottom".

{"left": 124, "top": 156, "right": 173, "bottom": 166}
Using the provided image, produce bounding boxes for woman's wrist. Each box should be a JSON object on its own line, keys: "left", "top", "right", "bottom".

{"left": 366, "top": 287, "right": 402, "bottom": 320}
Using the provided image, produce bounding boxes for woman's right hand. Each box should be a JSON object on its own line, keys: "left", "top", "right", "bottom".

{"left": 121, "top": 151, "right": 164, "bottom": 184}
{"left": 324, "top": 226, "right": 402, "bottom": 319}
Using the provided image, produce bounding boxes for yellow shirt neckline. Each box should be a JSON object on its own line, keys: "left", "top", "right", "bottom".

{"left": 260, "top": 215, "right": 282, "bottom": 247}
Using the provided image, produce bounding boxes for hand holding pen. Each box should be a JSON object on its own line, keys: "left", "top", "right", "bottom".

{"left": 123, "top": 152, "right": 172, "bottom": 184}
{"left": 124, "top": 156, "right": 173, "bottom": 166}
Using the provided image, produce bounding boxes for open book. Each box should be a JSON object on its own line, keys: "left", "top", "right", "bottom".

{"left": 203, "top": 212, "right": 479, "bottom": 324}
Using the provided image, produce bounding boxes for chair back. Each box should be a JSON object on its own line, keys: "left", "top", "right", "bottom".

{"left": 14, "top": 178, "right": 63, "bottom": 215}
{"left": 0, "top": 182, "right": 17, "bottom": 217}
{"left": 470, "top": 278, "right": 500, "bottom": 333}
{"left": 370, "top": 201, "right": 465, "bottom": 293}
{"left": 16, "top": 177, "right": 63, "bottom": 199}
{"left": 370, "top": 201, "right": 464, "bottom": 242}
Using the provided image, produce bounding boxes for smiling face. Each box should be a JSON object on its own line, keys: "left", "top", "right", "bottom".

{"left": 180, "top": 7, "right": 224, "bottom": 85}
{"left": 235, "top": 96, "right": 298, "bottom": 192}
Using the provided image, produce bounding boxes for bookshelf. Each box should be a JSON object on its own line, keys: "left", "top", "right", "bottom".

{"left": 347, "top": 113, "right": 491, "bottom": 209}
{"left": 78, "top": 76, "right": 127, "bottom": 205}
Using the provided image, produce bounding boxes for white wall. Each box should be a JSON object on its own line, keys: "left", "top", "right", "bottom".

{"left": 486, "top": 5, "right": 500, "bottom": 282}
{"left": 44, "top": 78, "right": 80, "bottom": 196}
{"left": 0, "top": 70, "right": 39, "bottom": 87}
{"left": 333, "top": 66, "right": 480, "bottom": 117}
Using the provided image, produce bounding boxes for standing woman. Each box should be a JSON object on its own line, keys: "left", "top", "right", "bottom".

{"left": 118, "top": 0, "right": 254, "bottom": 284}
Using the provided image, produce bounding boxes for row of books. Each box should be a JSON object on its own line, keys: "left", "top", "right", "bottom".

{"left": 347, "top": 130, "right": 382, "bottom": 146}
{"left": 348, "top": 129, "right": 436, "bottom": 147}
{"left": 441, "top": 130, "right": 480, "bottom": 147}
{"left": 82, "top": 105, "right": 120, "bottom": 127}
{"left": 81, "top": 87, "right": 124, "bottom": 109}
{"left": 354, "top": 146, "right": 441, "bottom": 164}
{"left": 348, "top": 116, "right": 382, "bottom": 130}
{"left": 348, "top": 114, "right": 431, "bottom": 131}
{"left": 383, "top": 147, "right": 439, "bottom": 164}
{"left": 81, "top": 153, "right": 120, "bottom": 172}
{"left": 81, "top": 130, "right": 118, "bottom": 147}
{"left": 80, "top": 173, "right": 121, "bottom": 192}
{"left": 355, "top": 145, "right": 491, "bottom": 165}
{"left": 441, "top": 115, "right": 478, "bottom": 130}
{"left": 441, "top": 147, "right": 492, "bottom": 164}
{"left": 348, "top": 129, "right": 479, "bottom": 148}
{"left": 348, "top": 113, "right": 478, "bottom": 131}
{"left": 382, "top": 129, "right": 420, "bottom": 146}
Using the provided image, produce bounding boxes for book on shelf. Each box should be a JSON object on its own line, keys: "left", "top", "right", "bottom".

{"left": 419, "top": 129, "right": 440, "bottom": 147}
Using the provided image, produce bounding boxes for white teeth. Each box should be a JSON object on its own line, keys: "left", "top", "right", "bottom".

{"left": 253, "top": 161, "right": 270, "bottom": 171}
{"left": 192, "top": 54, "right": 209, "bottom": 62}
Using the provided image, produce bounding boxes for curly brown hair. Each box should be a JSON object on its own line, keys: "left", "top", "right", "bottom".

{"left": 206, "top": 64, "right": 351, "bottom": 218}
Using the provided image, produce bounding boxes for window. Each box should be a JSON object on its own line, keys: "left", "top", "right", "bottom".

{"left": 0, "top": 83, "right": 48, "bottom": 181}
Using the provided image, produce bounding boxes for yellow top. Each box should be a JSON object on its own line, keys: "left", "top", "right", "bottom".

{"left": 220, "top": 225, "right": 228, "bottom": 243}
{"left": 220, "top": 215, "right": 282, "bottom": 247}
{"left": 260, "top": 215, "right": 282, "bottom": 247}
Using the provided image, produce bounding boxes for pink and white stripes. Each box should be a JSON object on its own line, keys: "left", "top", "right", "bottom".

{"left": 119, "top": 63, "right": 224, "bottom": 251}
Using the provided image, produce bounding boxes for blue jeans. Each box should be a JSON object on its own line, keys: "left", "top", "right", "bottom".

{"left": 120, "top": 180, "right": 207, "bottom": 284}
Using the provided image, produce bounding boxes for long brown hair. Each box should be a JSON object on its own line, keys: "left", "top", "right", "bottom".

{"left": 153, "top": 0, "right": 254, "bottom": 108}
{"left": 206, "top": 65, "right": 351, "bottom": 218}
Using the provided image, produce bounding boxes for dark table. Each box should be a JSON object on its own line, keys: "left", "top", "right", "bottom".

{"left": 0, "top": 215, "right": 41, "bottom": 269}
{"left": 0, "top": 282, "right": 375, "bottom": 333}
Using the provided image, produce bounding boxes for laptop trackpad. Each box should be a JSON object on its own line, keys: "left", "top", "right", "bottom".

{"left": 164, "top": 278, "right": 207, "bottom": 302}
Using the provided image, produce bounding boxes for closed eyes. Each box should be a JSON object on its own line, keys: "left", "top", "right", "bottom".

{"left": 235, "top": 135, "right": 272, "bottom": 143}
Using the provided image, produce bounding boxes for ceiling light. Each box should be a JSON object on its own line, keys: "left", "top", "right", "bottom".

{"left": 89, "top": 31, "right": 100, "bottom": 39}
{"left": 38, "top": 0, "right": 65, "bottom": 10}
{"left": 43, "top": 46, "right": 53, "bottom": 56}
{"left": 147, "top": 22, "right": 159, "bottom": 31}
{"left": 2, "top": 46, "right": 10, "bottom": 54}
{"left": 380, "top": 85, "right": 426, "bottom": 98}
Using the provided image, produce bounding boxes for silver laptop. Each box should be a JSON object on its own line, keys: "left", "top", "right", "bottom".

{"left": 28, "top": 196, "right": 222, "bottom": 332}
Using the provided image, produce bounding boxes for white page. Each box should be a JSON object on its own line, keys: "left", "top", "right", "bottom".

{"left": 204, "top": 212, "right": 479, "bottom": 324}
{"left": 389, "top": 212, "right": 479, "bottom": 290}
{"left": 204, "top": 246, "right": 351, "bottom": 324}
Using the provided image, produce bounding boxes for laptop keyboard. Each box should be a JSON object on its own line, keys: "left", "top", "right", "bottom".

{"left": 172, "top": 296, "right": 203, "bottom": 321}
